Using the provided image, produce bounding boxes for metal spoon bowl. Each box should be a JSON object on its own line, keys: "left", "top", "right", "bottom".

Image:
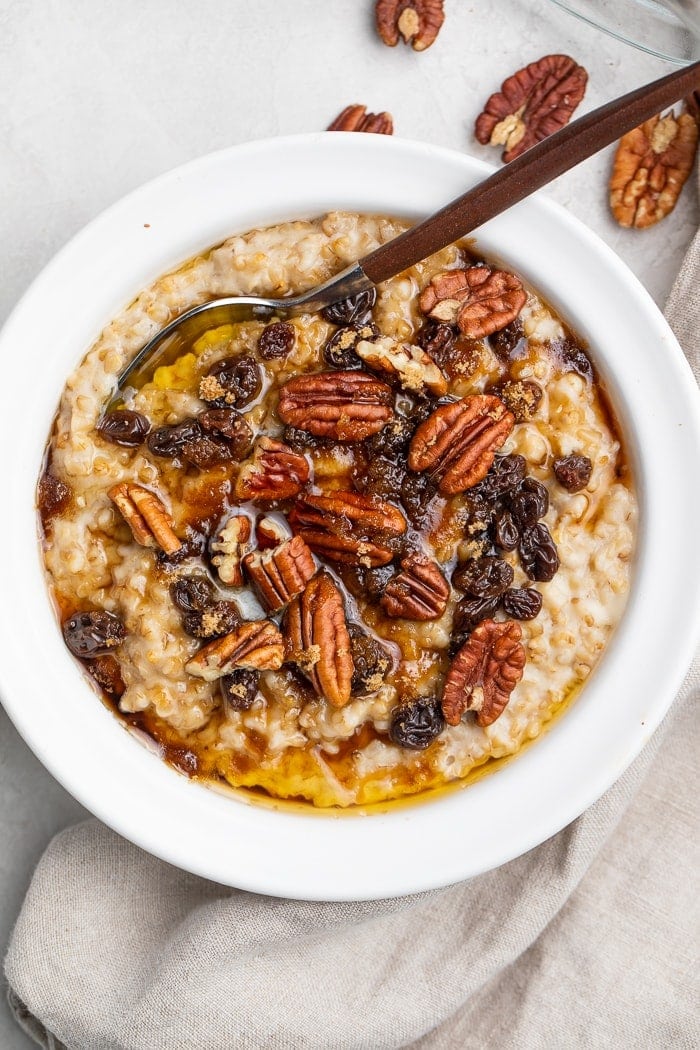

{"left": 111, "top": 59, "right": 700, "bottom": 405}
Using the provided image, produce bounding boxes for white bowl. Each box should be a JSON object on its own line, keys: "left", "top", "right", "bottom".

{"left": 1, "top": 135, "right": 699, "bottom": 901}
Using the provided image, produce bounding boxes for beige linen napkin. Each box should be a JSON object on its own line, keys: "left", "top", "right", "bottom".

{"left": 5, "top": 238, "right": 700, "bottom": 1050}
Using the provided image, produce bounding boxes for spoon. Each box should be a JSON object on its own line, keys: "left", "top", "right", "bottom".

{"left": 113, "top": 59, "right": 700, "bottom": 400}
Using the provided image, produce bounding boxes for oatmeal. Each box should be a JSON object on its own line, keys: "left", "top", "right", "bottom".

{"left": 39, "top": 212, "right": 637, "bottom": 808}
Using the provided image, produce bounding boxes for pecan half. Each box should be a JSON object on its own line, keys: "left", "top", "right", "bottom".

{"left": 289, "top": 490, "right": 407, "bottom": 567}
{"left": 277, "top": 371, "right": 393, "bottom": 441}
{"left": 256, "top": 516, "right": 290, "bottom": 548}
{"left": 356, "top": 336, "right": 448, "bottom": 396}
{"left": 210, "top": 515, "right": 252, "bottom": 587}
{"left": 475, "top": 54, "right": 587, "bottom": 162}
{"left": 375, "top": 0, "right": 445, "bottom": 51}
{"left": 609, "top": 111, "right": 698, "bottom": 229}
{"left": 441, "top": 619, "right": 526, "bottom": 727}
{"left": 284, "top": 572, "right": 354, "bottom": 708}
{"left": 408, "top": 396, "right": 514, "bottom": 495}
{"left": 108, "top": 482, "right": 182, "bottom": 555}
{"left": 243, "top": 535, "right": 317, "bottom": 613}
{"left": 185, "top": 620, "right": 284, "bottom": 681}
{"left": 419, "top": 267, "right": 526, "bottom": 340}
{"left": 235, "top": 437, "right": 310, "bottom": 501}
{"left": 327, "top": 104, "right": 393, "bottom": 135}
{"left": 381, "top": 554, "right": 450, "bottom": 620}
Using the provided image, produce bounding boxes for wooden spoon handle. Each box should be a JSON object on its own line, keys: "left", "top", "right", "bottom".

{"left": 360, "top": 60, "right": 700, "bottom": 285}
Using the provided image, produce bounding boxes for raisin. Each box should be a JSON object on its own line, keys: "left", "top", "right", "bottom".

{"left": 401, "top": 471, "right": 438, "bottom": 527}
{"left": 199, "top": 409, "right": 253, "bottom": 458}
{"left": 389, "top": 696, "right": 445, "bottom": 750}
{"left": 321, "top": 287, "right": 377, "bottom": 326}
{"left": 221, "top": 669, "right": 260, "bottom": 711}
{"left": 464, "top": 492, "right": 495, "bottom": 535}
{"left": 147, "top": 419, "right": 202, "bottom": 459}
{"left": 365, "top": 564, "right": 396, "bottom": 599}
{"left": 453, "top": 594, "right": 501, "bottom": 635}
{"left": 452, "top": 556, "right": 514, "bottom": 598}
{"left": 553, "top": 454, "right": 592, "bottom": 492}
{"left": 258, "top": 321, "right": 295, "bottom": 360}
{"left": 340, "top": 564, "right": 394, "bottom": 600}
{"left": 348, "top": 624, "right": 391, "bottom": 696}
{"left": 86, "top": 655, "right": 125, "bottom": 697}
{"left": 519, "top": 523, "right": 559, "bottom": 582}
{"left": 336, "top": 564, "right": 367, "bottom": 599}
{"left": 282, "top": 425, "right": 326, "bottom": 453}
{"left": 324, "top": 322, "right": 379, "bottom": 369}
{"left": 416, "top": 320, "right": 456, "bottom": 366}
{"left": 509, "top": 477, "right": 549, "bottom": 528}
{"left": 37, "top": 471, "right": 71, "bottom": 527}
{"left": 96, "top": 409, "right": 150, "bottom": 447}
{"left": 63, "top": 610, "right": 125, "bottom": 658}
{"left": 364, "top": 417, "right": 414, "bottom": 460}
{"left": 405, "top": 398, "right": 437, "bottom": 426}
{"left": 182, "top": 600, "right": 241, "bottom": 639}
{"left": 490, "top": 379, "right": 543, "bottom": 422}
{"left": 201, "top": 355, "right": 262, "bottom": 408}
{"left": 353, "top": 457, "right": 405, "bottom": 500}
{"left": 156, "top": 532, "right": 207, "bottom": 567}
{"left": 492, "top": 509, "right": 519, "bottom": 551}
{"left": 489, "top": 317, "right": 524, "bottom": 359}
{"left": 556, "top": 337, "right": 593, "bottom": 379}
{"left": 187, "top": 433, "right": 235, "bottom": 469}
{"left": 474, "top": 454, "right": 526, "bottom": 501}
{"left": 171, "top": 576, "right": 215, "bottom": 613}
{"left": 503, "top": 587, "right": 542, "bottom": 620}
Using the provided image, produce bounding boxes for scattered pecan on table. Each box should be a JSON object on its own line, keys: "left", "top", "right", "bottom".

{"left": 327, "top": 105, "right": 393, "bottom": 135}
{"left": 609, "top": 109, "right": 699, "bottom": 228}
{"left": 475, "top": 54, "right": 588, "bottom": 163}
{"left": 375, "top": 0, "right": 445, "bottom": 51}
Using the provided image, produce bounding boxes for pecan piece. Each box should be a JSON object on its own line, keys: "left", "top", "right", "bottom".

{"left": 108, "top": 482, "right": 182, "bottom": 555}
{"left": 327, "top": 104, "right": 393, "bottom": 135}
{"left": 375, "top": 0, "right": 445, "bottom": 51}
{"left": 289, "top": 490, "right": 407, "bottom": 568}
{"left": 278, "top": 371, "right": 393, "bottom": 441}
{"left": 408, "top": 396, "right": 515, "bottom": 495}
{"left": 210, "top": 515, "right": 252, "bottom": 587}
{"left": 235, "top": 437, "right": 310, "bottom": 501}
{"left": 609, "top": 111, "right": 698, "bottom": 229}
{"left": 381, "top": 554, "right": 450, "bottom": 620}
{"left": 356, "top": 336, "right": 448, "bottom": 396}
{"left": 475, "top": 54, "right": 587, "bottom": 163}
{"left": 442, "top": 619, "right": 526, "bottom": 727}
{"left": 419, "top": 266, "right": 526, "bottom": 340}
{"left": 283, "top": 572, "right": 354, "bottom": 708}
{"left": 256, "top": 516, "right": 290, "bottom": 548}
{"left": 243, "top": 535, "right": 317, "bottom": 613}
{"left": 185, "top": 620, "right": 284, "bottom": 681}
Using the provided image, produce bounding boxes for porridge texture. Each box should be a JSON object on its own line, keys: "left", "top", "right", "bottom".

{"left": 39, "top": 212, "right": 636, "bottom": 808}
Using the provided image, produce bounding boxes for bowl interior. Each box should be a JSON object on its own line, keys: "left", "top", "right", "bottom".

{"left": 1, "top": 134, "right": 699, "bottom": 899}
